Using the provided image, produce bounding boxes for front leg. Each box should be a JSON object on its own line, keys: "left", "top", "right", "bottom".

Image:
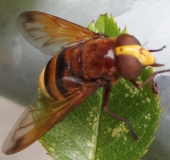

{"left": 130, "top": 78, "right": 158, "bottom": 93}
{"left": 102, "top": 84, "right": 139, "bottom": 140}
{"left": 130, "top": 69, "right": 170, "bottom": 89}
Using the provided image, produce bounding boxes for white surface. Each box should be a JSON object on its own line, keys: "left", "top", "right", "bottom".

{"left": 1, "top": 0, "right": 170, "bottom": 160}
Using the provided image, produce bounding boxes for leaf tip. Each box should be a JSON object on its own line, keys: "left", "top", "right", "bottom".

{"left": 100, "top": 13, "right": 108, "bottom": 16}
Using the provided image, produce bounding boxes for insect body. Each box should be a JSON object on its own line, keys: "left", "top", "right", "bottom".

{"left": 40, "top": 37, "right": 120, "bottom": 100}
{"left": 2, "top": 11, "right": 170, "bottom": 155}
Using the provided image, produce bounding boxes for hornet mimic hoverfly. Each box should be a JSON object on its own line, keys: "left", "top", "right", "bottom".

{"left": 2, "top": 11, "right": 170, "bottom": 154}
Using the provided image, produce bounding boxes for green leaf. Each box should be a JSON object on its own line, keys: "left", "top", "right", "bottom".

{"left": 88, "top": 14, "right": 126, "bottom": 36}
{"left": 38, "top": 14, "right": 160, "bottom": 160}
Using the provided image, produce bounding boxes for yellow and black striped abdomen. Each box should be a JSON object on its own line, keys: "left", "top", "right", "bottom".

{"left": 38, "top": 47, "right": 84, "bottom": 100}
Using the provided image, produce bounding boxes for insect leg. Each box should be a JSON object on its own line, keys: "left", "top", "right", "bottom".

{"left": 102, "top": 85, "right": 139, "bottom": 140}
{"left": 130, "top": 69, "right": 170, "bottom": 89}
{"left": 152, "top": 80, "right": 159, "bottom": 94}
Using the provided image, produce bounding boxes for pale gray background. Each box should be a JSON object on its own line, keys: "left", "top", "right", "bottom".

{"left": 0, "top": 0, "right": 170, "bottom": 160}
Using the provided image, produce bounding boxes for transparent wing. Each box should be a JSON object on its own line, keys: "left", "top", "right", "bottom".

{"left": 16, "top": 11, "right": 98, "bottom": 55}
{"left": 2, "top": 80, "right": 99, "bottom": 154}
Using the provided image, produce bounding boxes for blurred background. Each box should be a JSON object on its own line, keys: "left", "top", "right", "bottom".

{"left": 0, "top": 0, "right": 170, "bottom": 159}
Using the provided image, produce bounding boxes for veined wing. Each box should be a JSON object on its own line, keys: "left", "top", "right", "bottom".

{"left": 2, "top": 81, "right": 99, "bottom": 154}
{"left": 16, "top": 11, "right": 98, "bottom": 55}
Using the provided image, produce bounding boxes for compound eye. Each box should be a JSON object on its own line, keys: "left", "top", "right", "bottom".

{"left": 116, "top": 34, "right": 141, "bottom": 47}
{"left": 115, "top": 55, "right": 142, "bottom": 80}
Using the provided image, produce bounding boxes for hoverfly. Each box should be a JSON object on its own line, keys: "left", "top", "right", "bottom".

{"left": 2, "top": 11, "right": 170, "bottom": 155}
